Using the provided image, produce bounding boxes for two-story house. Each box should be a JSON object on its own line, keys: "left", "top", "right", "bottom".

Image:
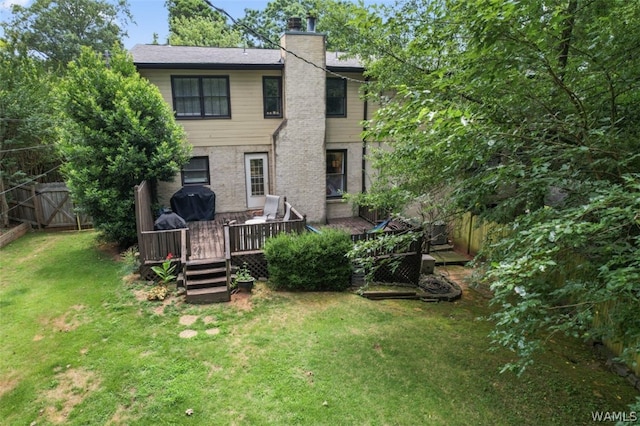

{"left": 130, "top": 18, "right": 373, "bottom": 224}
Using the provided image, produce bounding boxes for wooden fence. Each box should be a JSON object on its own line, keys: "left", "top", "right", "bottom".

{"left": 134, "top": 180, "right": 188, "bottom": 264}
{"left": 7, "top": 182, "right": 91, "bottom": 229}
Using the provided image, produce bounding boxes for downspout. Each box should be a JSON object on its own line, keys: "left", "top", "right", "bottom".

{"left": 362, "top": 79, "right": 369, "bottom": 195}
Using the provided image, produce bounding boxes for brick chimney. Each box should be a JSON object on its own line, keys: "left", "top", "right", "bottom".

{"left": 273, "top": 19, "right": 327, "bottom": 223}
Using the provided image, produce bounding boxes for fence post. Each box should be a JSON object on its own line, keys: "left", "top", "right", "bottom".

{"left": 32, "top": 185, "right": 43, "bottom": 229}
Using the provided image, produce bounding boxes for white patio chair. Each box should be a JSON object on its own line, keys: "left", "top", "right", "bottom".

{"left": 245, "top": 194, "right": 280, "bottom": 224}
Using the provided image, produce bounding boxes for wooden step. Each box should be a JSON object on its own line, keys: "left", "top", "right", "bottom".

{"left": 187, "top": 258, "right": 225, "bottom": 268}
{"left": 186, "top": 286, "right": 230, "bottom": 303}
{"left": 185, "top": 267, "right": 227, "bottom": 277}
{"left": 186, "top": 276, "right": 227, "bottom": 289}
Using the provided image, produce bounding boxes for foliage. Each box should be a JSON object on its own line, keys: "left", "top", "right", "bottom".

{"left": 56, "top": 46, "right": 191, "bottom": 247}
{"left": 346, "top": 229, "right": 419, "bottom": 291}
{"left": 233, "top": 262, "right": 254, "bottom": 282}
{"left": 344, "top": 0, "right": 640, "bottom": 372}
{"left": 168, "top": 15, "right": 243, "bottom": 47}
{"left": 235, "top": 0, "right": 367, "bottom": 50}
{"left": 147, "top": 284, "right": 170, "bottom": 301}
{"left": 263, "top": 229, "right": 352, "bottom": 291}
{"left": 165, "top": 0, "right": 243, "bottom": 47}
{"left": 1, "top": 0, "right": 132, "bottom": 68}
{"left": 0, "top": 46, "right": 60, "bottom": 227}
{"left": 119, "top": 245, "right": 140, "bottom": 275}
{"left": 151, "top": 253, "right": 177, "bottom": 285}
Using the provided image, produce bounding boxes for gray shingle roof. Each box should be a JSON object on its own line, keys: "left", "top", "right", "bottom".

{"left": 130, "top": 44, "right": 364, "bottom": 71}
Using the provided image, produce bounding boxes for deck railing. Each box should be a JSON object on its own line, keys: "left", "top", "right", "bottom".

{"left": 139, "top": 228, "right": 189, "bottom": 263}
{"left": 358, "top": 205, "right": 389, "bottom": 225}
{"left": 135, "top": 180, "right": 188, "bottom": 264}
{"left": 224, "top": 203, "right": 306, "bottom": 254}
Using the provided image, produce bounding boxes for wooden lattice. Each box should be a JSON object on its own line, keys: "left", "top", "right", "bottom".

{"left": 373, "top": 253, "right": 422, "bottom": 285}
{"left": 232, "top": 253, "right": 269, "bottom": 280}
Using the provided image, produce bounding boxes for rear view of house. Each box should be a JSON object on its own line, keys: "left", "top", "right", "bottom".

{"left": 130, "top": 17, "right": 373, "bottom": 224}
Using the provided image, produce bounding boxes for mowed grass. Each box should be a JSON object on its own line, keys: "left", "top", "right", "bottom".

{"left": 0, "top": 231, "right": 637, "bottom": 425}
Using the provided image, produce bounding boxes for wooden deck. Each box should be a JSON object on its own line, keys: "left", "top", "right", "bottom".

{"left": 189, "top": 214, "right": 380, "bottom": 260}
{"left": 187, "top": 212, "right": 252, "bottom": 260}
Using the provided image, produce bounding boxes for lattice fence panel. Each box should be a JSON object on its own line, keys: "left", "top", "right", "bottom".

{"left": 232, "top": 253, "right": 269, "bottom": 280}
{"left": 373, "top": 253, "right": 422, "bottom": 285}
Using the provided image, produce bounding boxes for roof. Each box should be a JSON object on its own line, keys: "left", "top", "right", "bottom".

{"left": 130, "top": 44, "right": 364, "bottom": 72}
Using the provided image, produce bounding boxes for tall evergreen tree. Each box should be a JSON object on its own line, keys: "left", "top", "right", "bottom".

{"left": 57, "top": 47, "right": 191, "bottom": 246}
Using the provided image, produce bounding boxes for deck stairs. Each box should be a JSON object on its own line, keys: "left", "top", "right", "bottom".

{"left": 183, "top": 258, "right": 231, "bottom": 303}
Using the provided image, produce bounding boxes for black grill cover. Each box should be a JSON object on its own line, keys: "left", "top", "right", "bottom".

{"left": 154, "top": 210, "right": 187, "bottom": 230}
{"left": 170, "top": 185, "right": 215, "bottom": 221}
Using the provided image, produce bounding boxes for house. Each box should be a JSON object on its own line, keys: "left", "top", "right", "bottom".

{"left": 130, "top": 17, "right": 374, "bottom": 224}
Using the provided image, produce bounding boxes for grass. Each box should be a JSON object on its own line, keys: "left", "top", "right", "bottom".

{"left": 0, "top": 230, "right": 637, "bottom": 425}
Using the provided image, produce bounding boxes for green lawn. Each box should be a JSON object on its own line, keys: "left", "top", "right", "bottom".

{"left": 0, "top": 231, "right": 637, "bottom": 425}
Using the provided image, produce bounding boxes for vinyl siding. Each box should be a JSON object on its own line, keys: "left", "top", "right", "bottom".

{"left": 139, "top": 69, "right": 284, "bottom": 147}
{"left": 326, "top": 72, "right": 367, "bottom": 143}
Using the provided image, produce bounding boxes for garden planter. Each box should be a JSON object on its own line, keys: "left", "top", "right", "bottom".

{"left": 236, "top": 278, "right": 255, "bottom": 293}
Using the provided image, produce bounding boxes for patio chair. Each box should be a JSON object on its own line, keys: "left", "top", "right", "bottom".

{"left": 366, "top": 217, "right": 392, "bottom": 233}
{"left": 245, "top": 194, "right": 280, "bottom": 224}
{"left": 282, "top": 201, "right": 291, "bottom": 221}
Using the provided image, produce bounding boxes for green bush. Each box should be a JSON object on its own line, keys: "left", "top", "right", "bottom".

{"left": 263, "top": 229, "right": 353, "bottom": 291}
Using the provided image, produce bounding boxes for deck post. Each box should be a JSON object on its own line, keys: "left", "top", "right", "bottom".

{"left": 223, "top": 223, "right": 231, "bottom": 287}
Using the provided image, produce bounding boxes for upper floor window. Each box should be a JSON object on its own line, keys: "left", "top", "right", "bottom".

{"left": 326, "top": 78, "right": 347, "bottom": 117}
{"left": 181, "top": 156, "right": 210, "bottom": 185}
{"left": 263, "top": 76, "right": 282, "bottom": 118}
{"left": 171, "top": 76, "right": 230, "bottom": 119}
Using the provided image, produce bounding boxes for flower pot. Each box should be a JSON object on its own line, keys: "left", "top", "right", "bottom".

{"left": 237, "top": 278, "right": 255, "bottom": 293}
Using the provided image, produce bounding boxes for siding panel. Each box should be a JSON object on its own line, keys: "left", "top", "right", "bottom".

{"left": 139, "top": 69, "right": 283, "bottom": 147}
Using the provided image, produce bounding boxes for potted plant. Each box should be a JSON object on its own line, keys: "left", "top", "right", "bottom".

{"left": 233, "top": 262, "right": 255, "bottom": 293}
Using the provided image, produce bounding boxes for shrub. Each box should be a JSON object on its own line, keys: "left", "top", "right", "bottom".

{"left": 263, "top": 229, "right": 353, "bottom": 291}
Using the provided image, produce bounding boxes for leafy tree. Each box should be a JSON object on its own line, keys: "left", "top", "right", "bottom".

{"left": 1, "top": 0, "right": 132, "bottom": 68}
{"left": 166, "top": 0, "right": 243, "bottom": 47}
{"left": 57, "top": 46, "right": 191, "bottom": 247}
{"left": 0, "top": 47, "right": 59, "bottom": 227}
{"left": 347, "top": 0, "right": 640, "bottom": 372}
{"left": 236, "top": 0, "right": 366, "bottom": 50}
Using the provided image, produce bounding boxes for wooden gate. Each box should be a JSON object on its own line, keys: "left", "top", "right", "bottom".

{"left": 7, "top": 182, "right": 91, "bottom": 229}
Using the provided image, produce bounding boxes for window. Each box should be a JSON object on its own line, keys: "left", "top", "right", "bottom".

{"left": 326, "top": 78, "right": 347, "bottom": 117}
{"left": 181, "top": 156, "right": 210, "bottom": 185}
{"left": 263, "top": 76, "right": 282, "bottom": 118}
{"left": 326, "top": 150, "right": 346, "bottom": 198}
{"left": 172, "top": 76, "right": 230, "bottom": 118}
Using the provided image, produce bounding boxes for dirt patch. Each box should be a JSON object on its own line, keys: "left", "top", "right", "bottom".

{"left": 179, "top": 330, "right": 197, "bottom": 339}
{"left": 132, "top": 289, "right": 148, "bottom": 302}
{"left": 97, "top": 241, "right": 121, "bottom": 262}
{"left": 33, "top": 334, "right": 44, "bottom": 342}
{"left": 205, "top": 328, "right": 221, "bottom": 336}
{"left": 203, "top": 361, "right": 223, "bottom": 379}
{"left": 40, "top": 367, "right": 101, "bottom": 424}
{"left": 43, "top": 305, "right": 87, "bottom": 333}
{"left": 0, "top": 373, "right": 20, "bottom": 398}
{"left": 132, "top": 287, "right": 179, "bottom": 315}
{"left": 230, "top": 291, "right": 253, "bottom": 311}
{"left": 179, "top": 315, "right": 198, "bottom": 326}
